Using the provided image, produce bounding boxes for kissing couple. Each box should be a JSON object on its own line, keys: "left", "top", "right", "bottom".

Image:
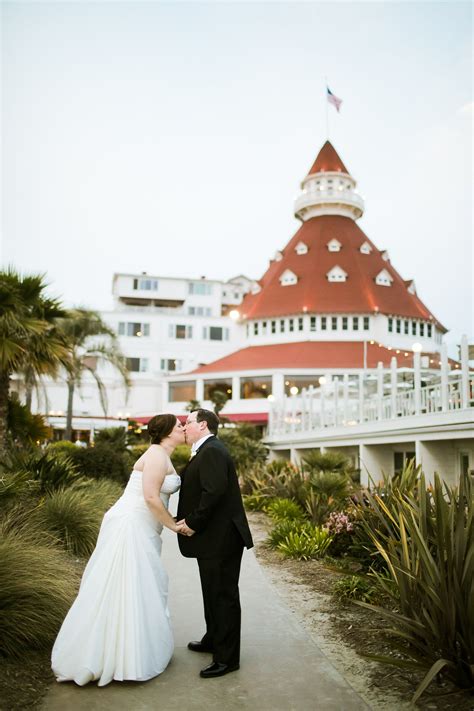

{"left": 51, "top": 409, "right": 254, "bottom": 686}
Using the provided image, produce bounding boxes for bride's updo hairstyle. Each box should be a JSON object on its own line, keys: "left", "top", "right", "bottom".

{"left": 148, "top": 414, "right": 178, "bottom": 444}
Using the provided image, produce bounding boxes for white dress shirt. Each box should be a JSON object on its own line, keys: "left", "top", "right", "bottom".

{"left": 191, "top": 433, "right": 214, "bottom": 455}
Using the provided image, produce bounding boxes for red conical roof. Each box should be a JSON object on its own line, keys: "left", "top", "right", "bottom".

{"left": 307, "top": 140, "right": 349, "bottom": 175}
{"left": 240, "top": 214, "right": 445, "bottom": 329}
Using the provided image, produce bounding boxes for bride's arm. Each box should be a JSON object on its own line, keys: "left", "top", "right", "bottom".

{"left": 142, "top": 449, "right": 181, "bottom": 533}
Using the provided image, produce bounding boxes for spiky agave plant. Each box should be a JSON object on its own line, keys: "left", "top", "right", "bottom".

{"left": 356, "top": 472, "right": 474, "bottom": 703}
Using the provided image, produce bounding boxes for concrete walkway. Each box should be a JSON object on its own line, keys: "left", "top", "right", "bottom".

{"left": 42, "top": 495, "right": 369, "bottom": 711}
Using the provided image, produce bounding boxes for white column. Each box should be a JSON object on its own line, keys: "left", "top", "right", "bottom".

{"left": 461, "top": 334, "right": 469, "bottom": 409}
{"left": 390, "top": 357, "right": 397, "bottom": 419}
{"left": 196, "top": 378, "right": 204, "bottom": 402}
{"left": 272, "top": 372, "right": 285, "bottom": 400}
{"left": 334, "top": 379, "right": 339, "bottom": 426}
{"left": 414, "top": 351, "right": 421, "bottom": 415}
{"left": 358, "top": 372, "right": 364, "bottom": 423}
{"left": 441, "top": 343, "right": 449, "bottom": 412}
{"left": 377, "top": 361, "right": 384, "bottom": 420}
{"left": 343, "top": 374, "right": 349, "bottom": 424}
{"left": 231, "top": 375, "right": 240, "bottom": 401}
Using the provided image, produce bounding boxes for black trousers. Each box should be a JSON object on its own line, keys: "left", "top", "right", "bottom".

{"left": 197, "top": 527, "right": 244, "bottom": 667}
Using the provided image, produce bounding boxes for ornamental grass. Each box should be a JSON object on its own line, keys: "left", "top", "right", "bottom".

{"left": 0, "top": 524, "right": 80, "bottom": 658}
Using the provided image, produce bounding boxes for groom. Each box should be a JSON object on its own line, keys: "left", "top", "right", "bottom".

{"left": 176, "top": 408, "right": 253, "bottom": 678}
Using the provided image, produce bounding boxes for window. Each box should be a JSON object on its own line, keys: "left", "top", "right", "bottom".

{"left": 126, "top": 357, "right": 149, "bottom": 373}
{"left": 427, "top": 324, "right": 432, "bottom": 337}
{"left": 412, "top": 321, "right": 417, "bottom": 335}
{"left": 396, "top": 319, "right": 401, "bottom": 334}
{"left": 271, "top": 320, "right": 276, "bottom": 334}
{"left": 388, "top": 317, "right": 393, "bottom": 333}
{"left": 280, "top": 320, "right": 285, "bottom": 333}
{"left": 169, "top": 381, "right": 196, "bottom": 402}
{"left": 363, "top": 317, "right": 369, "bottom": 331}
{"left": 204, "top": 379, "right": 232, "bottom": 400}
{"left": 327, "top": 266, "right": 348, "bottom": 282}
{"left": 331, "top": 316, "right": 338, "bottom": 330}
{"left": 279, "top": 269, "right": 298, "bottom": 286}
{"left": 298, "top": 317, "right": 304, "bottom": 331}
{"left": 240, "top": 376, "right": 272, "bottom": 399}
{"left": 394, "top": 451, "right": 416, "bottom": 475}
{"left": 353, "top": 317, "right": 359, "bottom": 331}
{"left": 404, "top": 320, "right": 409, "bottom": 335}
{"left": 342, "top": 317, "right": 348, "bottom": 331}
{"left": 327, "top": 239, "right": 342, "bottom": 252}
{"left": 420, "top": 322, "right": 425, "bottom": 336}
{"left": 118, "top": 322, "right": 150, "bottom": 337}
{"left": 262, "top": 321, "right": 267, "bottom": 334}
{"left": 284, "top": 375, "right": 324, "bottom": 396}
{"left": 189, "top": 282, "right": 212, "bottom": 295}
{"left": 360, "top": 241, "right": 372, "bottom": 255}
{"left": 295, "top": 241, "right": 308, "bottom": 255}
{"left": 310, "top": 316, "right": 316, "bottom": 332}
{"left": 375, "top": 269, "right": 393, "bottom": 287}
{"left": 160, "top": 358, "right": 181, "bottom": 372}
{"left": 169, "top": 324, "right": 193, "bottom": 339}
{"left": 133, "top": 278, "right": 158, "bottom": 291}
{"left": 202, "top": 326, "right": 229, "bottom": 341}
{"left": 321, "top": 317, "right": 327, "bottom": 330}
{"left": 253, "top": 322, "right": 259, "bottom": 336}
{"left": 289, "top": 319, "right": 294, "bottom": 332}
{"left": 188, "top": 306, "right": 212, "bottom": 316}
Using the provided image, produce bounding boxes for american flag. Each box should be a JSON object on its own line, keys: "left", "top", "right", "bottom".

{"left": 327, "top": 86, "right": 342, "bottom": 112}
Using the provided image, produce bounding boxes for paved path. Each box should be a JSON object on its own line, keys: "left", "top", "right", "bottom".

{"left": 42, "top": 495, "right": 369, "bottom": 711}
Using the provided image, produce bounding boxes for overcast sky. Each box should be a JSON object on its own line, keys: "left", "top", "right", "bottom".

{"left": 1, "top": 1, "right": 472, "bottom": 352}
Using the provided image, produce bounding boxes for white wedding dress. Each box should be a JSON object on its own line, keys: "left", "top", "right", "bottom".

{"left": 51, "top": 468, "right": 181, "bottom": 687}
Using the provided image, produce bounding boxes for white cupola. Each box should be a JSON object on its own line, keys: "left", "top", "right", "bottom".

{"left": 294, "top": 141, "right": 365, "bottom": 222}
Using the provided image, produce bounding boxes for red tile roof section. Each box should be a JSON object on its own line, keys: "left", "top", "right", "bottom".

{"left": 307, "top": 141, "right": 349, "bottom": 175}
{"left": 239, "top": 214, "right": 445, "bottom": 329}
{"left": 191, "top": 341, "right": 448, "bottom": 374}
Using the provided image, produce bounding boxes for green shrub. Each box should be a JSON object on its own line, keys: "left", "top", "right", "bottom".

{"left": 301, "top": 450, "right": 355, "bottom": 476}
{"left": 0, "top": 526, "right": 80, "bottom": 658}
{"left": 171, "top": 443, "right": 191, "bottom": 472}
{"left": 47, "top": 440, "right": 78, "bottom": 456}
{"left": 94, "top": 426, "right": 127, "bottom": 449}
{"left": 243, "top": 493, "right": 269, "bottom": 511}
{"left": 304, "top": 471, "right": 353, "bottom": 526}
{"left": 277, "top": 527, "right": 333, "bottom": 561}
{"left": 66, "top": 444, "right": 131, "bottom": 484}
{"left": 70, "top": 478, "right": 122, "bottom": 510}
{"left": 264, "top": 497, "right": 306, "bottom": 522}
{"left": 333, "top": 575, "right": 378, "bottom": 603}
{"left": 7, "top": 395, "right": 52, "bottom": 446}
{"left": 266, "top": 519, "right": 314, "bottom": 548}
{"left": 218, "top": 425, "right": 267, "bottom": 475}
{"left": 3, "top": 450, "right": 81, "bottom": 494}
{"left": 356, "top": 471, "right": 474, "bottom": 703}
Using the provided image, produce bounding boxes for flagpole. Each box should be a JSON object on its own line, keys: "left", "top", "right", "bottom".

{"left": 325, "top": 77, "right": 329, "bottom": 138}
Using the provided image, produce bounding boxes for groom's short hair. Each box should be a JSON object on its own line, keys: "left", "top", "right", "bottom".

{"left": 193, "top": 409, "right": 220, "bottom": 435}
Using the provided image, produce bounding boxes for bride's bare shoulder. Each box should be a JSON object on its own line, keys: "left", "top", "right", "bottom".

{"left": 134, "top": 444, "right": 167, "bottom": 471}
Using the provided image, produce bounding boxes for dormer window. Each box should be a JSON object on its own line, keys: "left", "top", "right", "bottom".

{"left": 274, "top": 250, "right": 283, "bottom": 262}
{"left": 406, "top": 280, "right": 416, "bottom": 295}
{"left": 327, "top": 238, "right": 342, "bottom": 252}
{"left": 381, "top": 250, "right": 389, "bottom": 262}
{"left": 279, "top": 269, "right": 298, "bottom": 286}
{"left": 251, "top": 282, "right": 261, "bottom": 294}
{"left": 327, "top": 266, "right": 348, "bottom": 283}
{"left": 295, "top": 241, "right": 308, "bottom": 255}
{"left": 375, "top": 269, "right": 393, "bottom": 287}
{"left": 360, "top": 241, "right": 372, "bottom": 255}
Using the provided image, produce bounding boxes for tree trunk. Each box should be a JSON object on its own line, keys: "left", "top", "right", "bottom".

{"left": 0, "top": 369, "right": 11, "bottom": 454}
{"left": 65, "top": 379, "right": 75, "bottom": 442}
{"left": 25, "top": 386, "right": 33, "bottom": 410}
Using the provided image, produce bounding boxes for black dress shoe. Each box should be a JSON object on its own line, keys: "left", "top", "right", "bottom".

{"left": 200, "top": 661, "right": 240, "bottom": 678}
{"left": 187, "top": 641, "right": 214, "bottom": 653}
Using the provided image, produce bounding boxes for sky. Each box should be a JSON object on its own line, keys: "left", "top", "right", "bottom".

{"left": 1, "top": 0, "right": 472, "bottom": 353}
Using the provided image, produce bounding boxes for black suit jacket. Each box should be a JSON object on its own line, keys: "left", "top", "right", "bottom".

{"left": 177, "top": 436, "right": 253, "bottom": 559}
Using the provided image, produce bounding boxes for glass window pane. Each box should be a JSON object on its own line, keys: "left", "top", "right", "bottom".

{"left": 169, "top": 381, "right": 196, "bottom": 402}
{"left": 240, "top": 376, "right": 272, "bottom": 399}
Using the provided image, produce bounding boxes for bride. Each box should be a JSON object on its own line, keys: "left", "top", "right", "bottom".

{"left": 51, "top": 414, "right": 185, "bottom": 687}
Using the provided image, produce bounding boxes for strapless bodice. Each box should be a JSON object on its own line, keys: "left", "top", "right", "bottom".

{"left": 126, "top": 469, "right": 181, "bottom": 497}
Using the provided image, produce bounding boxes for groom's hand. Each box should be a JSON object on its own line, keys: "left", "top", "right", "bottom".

{"left": 176, "top": 519, "right": 196, "bottom": 537}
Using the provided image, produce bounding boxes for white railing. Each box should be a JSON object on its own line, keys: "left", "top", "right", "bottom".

{"left": 269, "top": 335, "right": 473, "bottom": 437}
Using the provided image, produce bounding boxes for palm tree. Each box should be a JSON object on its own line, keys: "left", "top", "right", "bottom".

{"left": 0, "top": 269, "right": 69, "bottom": 452}
{"left": 60, "top": 309, "right": 130, "bottom": 441}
